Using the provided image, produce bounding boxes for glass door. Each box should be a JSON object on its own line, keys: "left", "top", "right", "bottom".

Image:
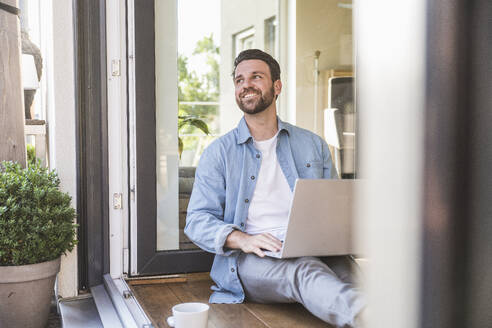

{"left": 128, "top": 0, "right": 354, "bottom": 276}
{"left": 129, "top": 0, "right": 213, "bottom": 275}
{"left": 129, "top": 0, "right": 279, "bottom": 275}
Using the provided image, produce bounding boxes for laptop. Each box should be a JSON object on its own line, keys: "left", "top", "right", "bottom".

{"left": 263, "top": 179, "right": 360, "bottom": 258}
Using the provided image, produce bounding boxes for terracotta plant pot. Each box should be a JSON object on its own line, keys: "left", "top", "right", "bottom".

{"left": 0, "top": 258, "right": 61, "bottom": 328}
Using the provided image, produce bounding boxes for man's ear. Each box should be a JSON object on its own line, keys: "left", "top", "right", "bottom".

{"left": 274, "top": 80, "right": 282, "bottom": 96}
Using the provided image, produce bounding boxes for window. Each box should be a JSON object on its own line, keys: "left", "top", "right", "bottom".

{"left": 233, "top": 27, "right": 255, "bottom": 60}
{"left": 264, "top": 16, "right": 277, "bottom": 57}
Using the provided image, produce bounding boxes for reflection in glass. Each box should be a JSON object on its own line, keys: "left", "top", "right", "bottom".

{"left": 155, "top": 0, "right": 179, "bottom": 251}
{"left": 155, "top": 0, "right": 355, "bottom": 252}
{"left": 291, "top": 0, "right": 355, "bottom": 178}
{"left": 176, "top": 0, "right": 222, "bottom": 251}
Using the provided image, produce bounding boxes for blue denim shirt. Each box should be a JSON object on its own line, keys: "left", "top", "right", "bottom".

{"left": 184, "top": 116, "right": 337, "bottom": 303}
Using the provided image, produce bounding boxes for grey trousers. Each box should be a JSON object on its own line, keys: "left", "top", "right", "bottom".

{"left": 237, "top": 253, "right": 365, "bottom": 327}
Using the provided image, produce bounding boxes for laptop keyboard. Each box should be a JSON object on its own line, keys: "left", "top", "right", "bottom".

{"left": 263, "top": 239, "right": 284, "bottom": 258}
{"left": 264, "top": 250, "right": 282, "bottom": 258}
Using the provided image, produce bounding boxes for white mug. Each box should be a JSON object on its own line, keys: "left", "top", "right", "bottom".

{"left": 166, "top": 302, "right": 209, "bottom": 328}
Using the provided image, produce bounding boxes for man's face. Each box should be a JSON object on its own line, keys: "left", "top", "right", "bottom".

{"left": 233, "top": 59, "right": 281, "bottom": 115}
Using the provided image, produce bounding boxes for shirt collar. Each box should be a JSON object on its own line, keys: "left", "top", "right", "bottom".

{"left": 236, "top": 116, "right": 291, "bottom": 144}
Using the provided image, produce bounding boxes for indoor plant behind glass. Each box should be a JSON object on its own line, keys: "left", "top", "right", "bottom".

{"left": 178, "top": 114, "right": 210, "bottom": 159}
{"left": 0, "top": 161, "right": 77, "bottom": 328}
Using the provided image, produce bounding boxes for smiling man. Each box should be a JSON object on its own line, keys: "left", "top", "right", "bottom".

{"left": 185, "top": 49, "right": 365, "bottom": 327}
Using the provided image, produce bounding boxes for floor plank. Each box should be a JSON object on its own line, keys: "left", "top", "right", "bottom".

{"left": 129, "top": 284, "right": 180, "bottom": 328}
{"left": 243, "top": 303, "right": 330, "bottom": 328}
{"left": 129, "top": 274, "right": 331, "bottom": 328}
{"left": 128, "top": 277, "right": 187, "bottom": 286}
{"left": 169, "top": 280, "right": 267, "bottom": 328}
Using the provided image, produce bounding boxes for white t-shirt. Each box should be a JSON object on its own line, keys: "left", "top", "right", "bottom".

{"left": 245, "top": 132, "right": 293, "bottom": 239}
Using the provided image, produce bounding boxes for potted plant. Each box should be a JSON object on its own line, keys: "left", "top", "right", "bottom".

{"left": 0, "top": 161, "right": 77, "bottom": 328}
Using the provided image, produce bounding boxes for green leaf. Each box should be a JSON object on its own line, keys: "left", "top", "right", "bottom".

{"left": 187, "top": 119, "right": 210, "bottom": 135}
{"left": 178, "top": 115, "right": 210, "bottom": 135}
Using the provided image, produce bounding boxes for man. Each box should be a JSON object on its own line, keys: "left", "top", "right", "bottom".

{"left": 185, "top": 49, "right": 365, "bottom": 327}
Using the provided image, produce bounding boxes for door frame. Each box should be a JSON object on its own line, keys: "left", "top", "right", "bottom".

{"left": 127, "top": 0, "right": 214, "bottom": 276}
{"left": 74, "top": 0, "right": 110, "bottom": 290}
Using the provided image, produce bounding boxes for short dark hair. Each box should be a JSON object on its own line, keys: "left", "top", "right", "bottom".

{"left": 232, "top": 49, "right": 281, "bottom": 82}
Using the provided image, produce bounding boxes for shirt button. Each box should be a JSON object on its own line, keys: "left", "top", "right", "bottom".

{"left": 240, "top": 222, "right": 244, "bottom": 227}
{"left": 245, "top": 198, "right": 249, "bottom": 203}
{"left": 231, "top": 268, "right": 235, "bottom": 272}
{"left": 251, "top": 176, "right": 255, "bottom": 180}
{"left": 306, "top": 163, "right": 311, "bottom": 168}
{"left": 256, "top": 154, "right": 260, "bottom": 159}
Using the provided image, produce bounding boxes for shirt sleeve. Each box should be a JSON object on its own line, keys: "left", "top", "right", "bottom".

{"left": 184, "top": 146, "right": 241, "bottom": 255}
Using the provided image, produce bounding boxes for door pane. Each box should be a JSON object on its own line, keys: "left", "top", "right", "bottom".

{"left": 176, "top": 0, "right": 222, "bottom": 251}
{"left": 138, "top": 0, "right": 355, "bottom": 273}
{"left": 154, "top": 0, "right": 356, "bottom": 253}
{"left": 156, "top": 0, "right": 279, "bottom": 251}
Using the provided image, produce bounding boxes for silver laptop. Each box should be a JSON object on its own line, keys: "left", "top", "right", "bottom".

{"left": 264, "top": 179, "right": 360, "bottom": 258}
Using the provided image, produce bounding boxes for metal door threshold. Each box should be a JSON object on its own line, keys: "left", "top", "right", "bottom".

{"left": 59, "top": 274, "right": 153, "bottom": 327}
{"left": 58, "top": 294, "right": 103, "bottom": 328}
{"left": 91, "top": 285, "right": 123, "bottom": 327}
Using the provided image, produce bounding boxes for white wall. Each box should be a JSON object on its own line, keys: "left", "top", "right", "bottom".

{"left": 45, "top": 0, "right": 78, "bottom": 298}
{"left": 219, "top": 0, "right": 277, "bottom": 134}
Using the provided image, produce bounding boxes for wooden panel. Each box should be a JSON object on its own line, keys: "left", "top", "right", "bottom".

{"left": 183, "top": 272, "right": 212, "bottom": 282}
{"left": 128, "top": 277, "right": 187, "bottom": 286}
{"left": 243, "top": 303, "right": 330, "bottom": 328}
{"left": 0, "top": 0, "right": 27, "bottom": 166}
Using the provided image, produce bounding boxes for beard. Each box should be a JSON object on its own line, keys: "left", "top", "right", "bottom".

{"left": 236, "top": 85, "right": 275, "bottom": 115}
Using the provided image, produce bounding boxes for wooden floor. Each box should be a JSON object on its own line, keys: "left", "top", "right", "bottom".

{"left": 128, "top": 273, "right": 332, "bottom": 328}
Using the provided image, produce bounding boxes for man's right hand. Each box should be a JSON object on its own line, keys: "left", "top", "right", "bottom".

{"left": 225, "top": 230, "right": 282, "bottom": 257}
